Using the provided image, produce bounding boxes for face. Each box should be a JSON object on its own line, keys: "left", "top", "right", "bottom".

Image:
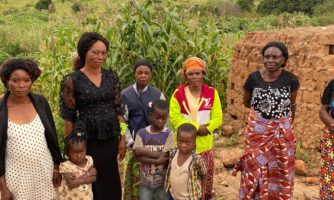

{"left": 68, "top": 142, "right": 86, "bottom": 166}
{"left": 150, "top": 108, "right": 168, "bottom": 130}
{"left": 7, "top": 69, "right": 32, "bottom": 97}
{"left": 85, "top": 40, "right": 107, "bottom": 69}
{"left": 135, "top": 65, "right": 152, "bottom": 87}
{"left": 186, "top": 69, "right": 203, "bottom": 87}
{"left": 177, "top": 131, "right": 195, "bottom": 155}
{"left": 263, "top": 47, "right": 286, "bottom": 72}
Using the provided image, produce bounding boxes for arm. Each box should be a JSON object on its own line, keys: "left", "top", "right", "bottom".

{"left": 0, "top": 176, "right": 12, "bottom": 200}
{"left": 112, "top": 71, "right": 126, "bottom": 161}
{"left": 0, "top": 132, "right": 11, "bottom": 199}
{"left": 122, "top": 103, "right": 135, "bottom": 148}
{"left": 42, "top": 96, "right": 63, "bottom": 187}
{"left": 169, "top": 94, "right": 200, "bottom": 131}
{"left": 319, "top": 80, "right": 334, "bottom": 130}
{"left": 65, "top": 174, "right": 96, "bottom": 189}
{"left": 134, "top": 147, "right": 163, "bottom": 159}
{"left": 125, "top": 128, "right": 134, "bottom": 148}
{"left": 290, "top": 91, "right": 297, "bottom": 122}
{"left": 243, "top": 91, "right": 252, "bottom": 108}
{"left": 197, "top": 157, "right": 208, "bottom": 185}
{"left": 117, "top": 116, "right": 126, "bottom": 161}
{"left": 319, "top": 104, "right": 334, "bottom": 132}
{"left": 63, "top": 166, "right": 97, "bottom": 189}
{"left": 205, "top": 90, "right": 223, "bottom": 134}
{"left": 59, "top": 75, "right": 77, "bottom": 136}
{"left": 64, "top": 120, "right": 74, "bottom": 137}
{"left": 243, "top": 73, "right": 254, "bottom": 108}
{"left": 132, "top": 133, "right": 166, "bottom": 164}
{"left": 134, "top": 151, "right": 168, "bottom": 165}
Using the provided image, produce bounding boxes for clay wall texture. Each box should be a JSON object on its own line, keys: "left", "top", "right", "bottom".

{"left": 225, "top": 26, "right": 334, "bottom": 149}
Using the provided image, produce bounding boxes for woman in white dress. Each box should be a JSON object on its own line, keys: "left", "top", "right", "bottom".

{"left": 0, "top": 58, "right": 62, "bottom": 200}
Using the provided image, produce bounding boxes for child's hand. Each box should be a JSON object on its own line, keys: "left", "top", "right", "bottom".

{"left": 63, "top": 173, "right": 76, "bottom": 185}
{"left": 52, "top": 171, "right": 62, "bottom": 188}
{"left": 66, "top": 178, "right": 82, "bottom": 189}
{"left": 88, "top": 167, "right": 97, "bottom": 177}
{"left": 156, "top": 154, "right": 168, "bottom": 165}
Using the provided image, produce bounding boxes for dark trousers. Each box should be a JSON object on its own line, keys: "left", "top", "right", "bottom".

{"left": 87, "top": 137, "right": 121, "bottom": 200}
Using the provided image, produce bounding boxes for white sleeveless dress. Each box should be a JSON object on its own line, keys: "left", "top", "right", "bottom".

{"left": 4, "top": 115, "right": 57, "bottom": 200}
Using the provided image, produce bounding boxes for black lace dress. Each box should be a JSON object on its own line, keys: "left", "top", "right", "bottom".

{"left": 60, "top": 68, "right": 124, "bottom": 200}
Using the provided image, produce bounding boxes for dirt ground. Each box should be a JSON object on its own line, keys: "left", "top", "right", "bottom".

{"left": 212, "top": 165, "right": 320, "bottom": 200}
{"left": 211, "top": 135, "right": 321, "bottom": 200}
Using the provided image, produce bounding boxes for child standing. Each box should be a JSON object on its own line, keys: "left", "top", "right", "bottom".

{"left": 165, "top": 123, "right": 207, "bottom": 200}
{"left": 58, "top": 123, "right": 97, "bottom": 200}
{"left": 133, "top": 100, "right": 174, "bottom": 200}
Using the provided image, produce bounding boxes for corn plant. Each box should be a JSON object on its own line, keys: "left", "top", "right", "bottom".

{"left": 26, "top": 0, "right": 235, "bottom": 142}
{"left": 104, "top": 0, "right": 232, "bottom": 105}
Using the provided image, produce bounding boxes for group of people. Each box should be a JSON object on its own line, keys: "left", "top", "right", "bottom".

{"left": 0, "top": 31, "right": 333, "bottom": 200}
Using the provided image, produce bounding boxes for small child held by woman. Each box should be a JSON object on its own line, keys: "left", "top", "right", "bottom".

{"left": 165, "top": 123, "right": 207, "bottom": 200}
{"left": 133, "top": 99, "right": 174, "bottom": 200}
{"left": 58, "top": 122, "right": 97, "bottom": 200}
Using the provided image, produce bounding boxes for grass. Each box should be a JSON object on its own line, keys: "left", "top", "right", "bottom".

{"left": 296, "top": 142, "right": 311, "bottom": 162}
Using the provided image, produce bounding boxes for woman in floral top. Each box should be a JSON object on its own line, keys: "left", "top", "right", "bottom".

{"left": 233, "top": 41, "right": 300, "bottom": 199}
{"left": 319, "top": 79, "right": 334, "bottom": 199}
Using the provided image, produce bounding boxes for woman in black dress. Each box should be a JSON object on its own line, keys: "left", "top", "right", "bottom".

{"left": 60, "top": 32, "right": 126, "bottom": 200}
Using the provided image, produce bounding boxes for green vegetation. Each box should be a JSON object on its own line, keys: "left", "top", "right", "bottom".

{"left": 296, "top": 142, "right": 311, "bottom": 162}
{"left": 222, "top": 134, "right": 240, "bottom": 147}
{"left": 71, "top": 2, "right": 82, "bottom": 13}
{"left": 35, "top": 0, "right": 53, "bottom": 10}
{"left": 0, "top": 0, "right": 333, "bottom": 146}
{"left": 313, "top": 0, "right": 334, "bottom": 25}
{"left": 237, "top": 0, "right": 254, "bottom": 12}
{"left": 257, "top": 0, "right": 324, "bottom": 15}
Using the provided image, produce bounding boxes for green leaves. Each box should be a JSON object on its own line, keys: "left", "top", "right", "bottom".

{"left": 107, "top": 1, "right": 230, "bottom": 102}
{"left": 25, "top": 0, "right": 234, "bottom": 140}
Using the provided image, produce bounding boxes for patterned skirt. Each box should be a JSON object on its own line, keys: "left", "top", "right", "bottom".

{"left": 320, "top": 129, "right": 334, "bottom": 199}
{"left": 233, "top": 110, "right": 295, "bottom": 200}
{"left": 122, "top": 150, "right": 140, "bottom": 200}
{"left": 199, "top": 149, "right": 214, "bottom": 200}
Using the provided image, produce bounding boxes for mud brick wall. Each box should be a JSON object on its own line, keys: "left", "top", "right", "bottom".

{"left": 225, "top": 26, "right": 334, "bottom": 149}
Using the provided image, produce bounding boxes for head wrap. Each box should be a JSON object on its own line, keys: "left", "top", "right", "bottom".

{"left": 182, "top": 57, "right": 206, "bottom": 75}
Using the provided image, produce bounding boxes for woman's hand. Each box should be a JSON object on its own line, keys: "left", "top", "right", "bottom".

{"left": 329, "top": 124, "right": 334, "bottom": 132}
{"left": 197, "top": 124, "right": 210, "bottom": 136}
{"left": 1, "top": 188, "right": 13, "bottom": 200}
{"left": 52, "top": 170, "right": 62, "bottom": 188}
{"left": 118, "top": 136, "right": 126, "bottom": 161}
{"left": 52, "top": 165, "right": 62, "bottom": 187}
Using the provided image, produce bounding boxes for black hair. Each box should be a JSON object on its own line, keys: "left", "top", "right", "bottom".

{"left": 0, "top": 58, "right": 41, "bottom": 89}
{"left": 64, "top": 122, "right": 88, "bottom": 156}
{"left": 261, "top": 41, "right": 289, "bottom": 68}
{"left": 133, "top": 59, "right": 153, "bottom": 72}
{"left": 177, "top": 123, "right": 197, "bottom": 141}
{"left": 150, "top": 99, "right": 169, "bottom": 113}
{"left": 75, "top": 32, "right": 109, "bottom": 70}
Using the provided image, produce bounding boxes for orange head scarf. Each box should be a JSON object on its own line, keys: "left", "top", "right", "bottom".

{"left": 182, "top": 57, "right": 207, "bottom": 75}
